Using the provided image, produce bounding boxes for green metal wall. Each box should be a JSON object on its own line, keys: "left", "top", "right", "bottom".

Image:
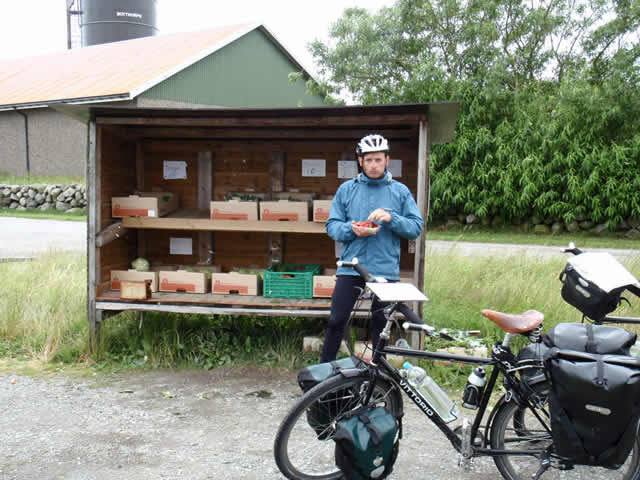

{"left": 141, "top": 29, "right": 325, "bottom": 108}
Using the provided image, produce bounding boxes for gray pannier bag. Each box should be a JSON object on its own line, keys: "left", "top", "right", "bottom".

{"left": 544, "top": 349, "right": 640, "bottom": 468}
{"left": 542, "top": 323, "right": 636, "bottom": 355}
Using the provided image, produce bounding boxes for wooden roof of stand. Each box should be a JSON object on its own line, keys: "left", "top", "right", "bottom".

{"left": 90, "top": 102, "right": 460, "bottom": 145}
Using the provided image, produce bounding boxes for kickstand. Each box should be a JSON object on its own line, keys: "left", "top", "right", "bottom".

{"left": 532, "top": 450, "right": 551, "bottom": 480}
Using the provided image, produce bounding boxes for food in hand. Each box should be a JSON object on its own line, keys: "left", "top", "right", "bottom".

{"left": 353, "top": 220, "right": 378, "bottom": 228}
{"left": 352, "top": 220, "right": 380, "bottom": 234}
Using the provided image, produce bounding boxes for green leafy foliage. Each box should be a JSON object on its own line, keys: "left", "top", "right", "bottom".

{"left": 310, "top": 0, "right": 640, "bottom": 226}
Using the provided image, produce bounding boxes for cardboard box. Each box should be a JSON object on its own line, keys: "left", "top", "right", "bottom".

{"left": 112, "top": 192, "right": 178, "bottom": 218}
{"left": 313, "top": 275, "right": 337, "bottom": 298}
{"left": 119, "top": 280, "right": 152, "bottom": 300}
{"left": 211, "top": 273, "right": 260, "bottom": 296}
{"left": 210, "top": 200, "right": 259, "bottom": 221}
{"left": 260, "top": 200, "right": 308, "bottom": 222}
{"left": 313, "top": 200, "right": 333, "bottom": 222}
{"left": 110, "top": 270, "right": 159, "bottom": 292}
{"left": 159, "top": 270, "right": 208, "bottom": 294}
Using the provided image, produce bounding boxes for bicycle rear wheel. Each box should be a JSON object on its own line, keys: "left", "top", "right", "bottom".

{"left": 274, "top": 372, "right": 402, "bottom": 480}
{"left": 490, "top": 390, "right": 640, "bottom": 480}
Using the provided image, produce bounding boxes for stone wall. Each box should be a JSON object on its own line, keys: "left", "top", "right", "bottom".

{"left": 0, "top": 183, "right": 86, "bottom": 212}
{"left": 440, "top": 213, "right": 640, "bottom": 238}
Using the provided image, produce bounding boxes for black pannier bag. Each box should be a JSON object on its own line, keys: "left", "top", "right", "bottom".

{"left": 298, "top": 356, "right": 365, "bottom": 439}
{"left": 544, "top": 349, "right": 640, "bottom": 468}
{"left": 542, "top": 322, "right": 636, "bottom": 355}
{"left": 559, "top": 263, "right": 625, "bottom": 321}
{"left": 559, "top": 252, "right": 640, "bottom": 322}
{"left": 334, "top": 405, "right": 400, "bottom": 480}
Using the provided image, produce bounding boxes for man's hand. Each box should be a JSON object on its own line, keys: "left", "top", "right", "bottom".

{"left": 352, "top": 223, "right": 377, "bottom": 237}
{"left": 368, "top": 208, "right": 392, "bottom": 223}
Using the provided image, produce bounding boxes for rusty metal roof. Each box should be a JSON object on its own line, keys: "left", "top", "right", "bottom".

{"left": 0, "top": 23, "right": 313, "bottom": 111}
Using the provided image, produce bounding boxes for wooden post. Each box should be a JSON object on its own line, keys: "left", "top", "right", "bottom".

{"left": 87, "top": 120, "right": 101, "bottom": 351}
{"left": 414, "top": 120, "right": 430, "bottom": 296}
{"left": 410, "top": 120, "right": 430, "bottom": 349}
{"left": 136, "top": 143, "right": 146, "bottom": 259}
{"left": 269, "top": 152, "right": 285, "bottom": 264}
{"left": 197, "top": 151, "right": 214, "bottom": 264}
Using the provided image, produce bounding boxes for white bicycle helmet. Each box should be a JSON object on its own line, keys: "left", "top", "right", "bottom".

{"left": 356, "top": 134, "right": 389, "bottom": 156}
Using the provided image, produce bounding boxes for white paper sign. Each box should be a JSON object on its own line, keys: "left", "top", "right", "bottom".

{"left": 367, "top": 282, "right": 429, "bottom": 302}
{"left": 338, "top": 160, "right": 358, "bottom": 178}
{"left": 302, "top": 159, "right": 326, "bottom": 177}
{"left": 390, "top": 159, "right": 402, "bottom": 178}
{"left": 169, "top": 237, "right": 193, "bottom": 255}
{"left": 163, "top": 161, "right": 187, "bottom": 180}
{"left": 335, "top": 241, "right": 343, "bottom": 258}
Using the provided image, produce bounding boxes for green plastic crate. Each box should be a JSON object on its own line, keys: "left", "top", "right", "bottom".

{"left": 263, "top": 264, "right": 322, "bottom": 298}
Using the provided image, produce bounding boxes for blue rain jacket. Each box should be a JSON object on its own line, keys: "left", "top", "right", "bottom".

{"left": 326, "top": 171, "right": 423, "bottom": 280}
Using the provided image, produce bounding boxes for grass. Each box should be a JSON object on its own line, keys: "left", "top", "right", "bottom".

{"left": 0, "top": 249, "right": 638, "bottom": 379}
{"left": 0, "top": 173, "right": 84, "bottom": 185}
{"left": 0, "top": 208, "right": 87, "bottom": 222}
{"left": 427, "top": 224, "right": 640, "bottom": 250}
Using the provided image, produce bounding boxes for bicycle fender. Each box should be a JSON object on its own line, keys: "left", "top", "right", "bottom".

{"left": 487, "top": 391, "right": 519, "bottom": 435}
{"left": 338, "top": 367, "right": 367, "bottom": 378}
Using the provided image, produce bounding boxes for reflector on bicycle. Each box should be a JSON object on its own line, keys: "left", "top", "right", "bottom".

{"left": 366, "top": 282, "right": 428, "bottom": 302}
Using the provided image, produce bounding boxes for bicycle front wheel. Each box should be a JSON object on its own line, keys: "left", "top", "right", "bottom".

{"left": 274, "top": 372, "right": 402, "bottom": 480}
{"left": 490, "top": 391, "right": 640, "bottom": 480}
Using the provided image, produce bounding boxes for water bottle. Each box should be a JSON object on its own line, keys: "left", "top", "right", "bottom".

{"left": 402, "top": 361, "right": 459, "bottom": 423}
{"left": 462, "top": 367, "right": 486, "bottom": 409}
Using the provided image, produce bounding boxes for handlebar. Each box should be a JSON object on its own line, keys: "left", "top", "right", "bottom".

{"left": 396, "top": 303, "right": 423, "bottom": 324}
{"left": 337, "top": 258, "right": 375, "bottom": 282}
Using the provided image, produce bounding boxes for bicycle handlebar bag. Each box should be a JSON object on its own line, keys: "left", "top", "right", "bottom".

{"left": 544, "top": 348, "right": 640, "bottom": 468}
{"left": 542, "top": 323, "right": 636, "bottom": 355}
{"left": 334, "top": 405, "right": 400, "bottom": 480}
{"left": 297, "top": 356, "right": 365, "bottom": 439}
{"left": 559, "top": 252, "right": 639, "bottom": 321}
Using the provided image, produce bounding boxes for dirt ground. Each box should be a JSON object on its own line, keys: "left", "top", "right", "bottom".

{"left": 0, "top": 367, "right": 507, "bottom": 480}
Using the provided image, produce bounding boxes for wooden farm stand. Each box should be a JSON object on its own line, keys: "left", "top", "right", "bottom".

{"left": 87, "top": 103, "right": 460, "bottom": 348}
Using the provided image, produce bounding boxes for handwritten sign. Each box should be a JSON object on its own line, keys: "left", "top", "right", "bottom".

{"left": 163, "top": 161, "right": 187, "bottom": 180}
{"left": 338, "top": 160, "right": 358, "bottom": 178}
{"left": 302, "top": 159, "right": 326, "bottom": 177}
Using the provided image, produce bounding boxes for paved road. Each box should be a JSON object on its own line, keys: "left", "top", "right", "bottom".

{"left": 0, "top": 217, "right": 86, "bottom": 259}
{"left": 0, "top": 217, "right": 638, "bottom": 261}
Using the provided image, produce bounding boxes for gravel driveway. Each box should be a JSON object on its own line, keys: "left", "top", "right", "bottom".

{"left": 0, "top": 367, "right": 503, "bottom": 480}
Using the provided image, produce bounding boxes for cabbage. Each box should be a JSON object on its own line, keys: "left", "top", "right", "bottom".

{"left": 131, "top": 257, "right": 150, "bottom": 272}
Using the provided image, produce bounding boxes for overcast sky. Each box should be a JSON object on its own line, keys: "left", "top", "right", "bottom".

{"left": 0, "top": 0, "right": 394, "bottom": 76}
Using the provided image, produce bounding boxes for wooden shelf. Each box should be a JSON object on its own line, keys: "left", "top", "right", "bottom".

{"left": 121, "top": 209, "right": 327, "bottom": 233}
{"left": 95, "top": 289, "right": 373, "bottom": 317}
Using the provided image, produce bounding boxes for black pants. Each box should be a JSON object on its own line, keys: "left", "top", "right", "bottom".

{"left": 321, "top": 275, "right": 389, "bottom": 363}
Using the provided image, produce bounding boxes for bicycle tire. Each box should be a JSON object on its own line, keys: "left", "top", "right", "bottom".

{"left": 490, "top": 386, "right": 640, "bottom": 480}
{"left": 274, "top": 371, "right": 403, "bottom": 480}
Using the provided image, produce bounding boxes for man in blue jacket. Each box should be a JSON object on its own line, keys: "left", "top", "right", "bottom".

{"left": 321, "top": 134, "right": 423, "bottom": 362}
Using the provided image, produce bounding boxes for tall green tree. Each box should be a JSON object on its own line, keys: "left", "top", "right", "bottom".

{"left": 309, "top": 0, "right": 640, "bottom": 226}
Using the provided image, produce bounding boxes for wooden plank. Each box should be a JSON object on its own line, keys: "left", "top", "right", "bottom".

{"left": 136, "top": 142, "right": 146, "bottom": 259}
{"left": 269, "top": 152, "right": 285, "bottom": 264}
{"left": 96, "top": 288, "right": 333, "bottom": 307}
{"left": 197, "top": 151, "right": 214, "bottom": 264}
{"left": 87, "top": 120, "right": 99, "bottom": 351}
{"left": 144, "top": 139, "right": 414, "bottom": 155}
{"left": 120, "top": 210, "right": 328, "bottom": 233}
{"left": 96, "top": 113, "right": 427, "bottom": 128}
{"left": 414, "top": 119, "right": 429, "bottom": 295}
{"left": 122, "top": 126, "right": 418, "bottom": 140}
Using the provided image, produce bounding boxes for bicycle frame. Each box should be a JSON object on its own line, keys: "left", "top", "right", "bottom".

{"left": 361, "top": 315, "right": 550, "bottom": 459}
